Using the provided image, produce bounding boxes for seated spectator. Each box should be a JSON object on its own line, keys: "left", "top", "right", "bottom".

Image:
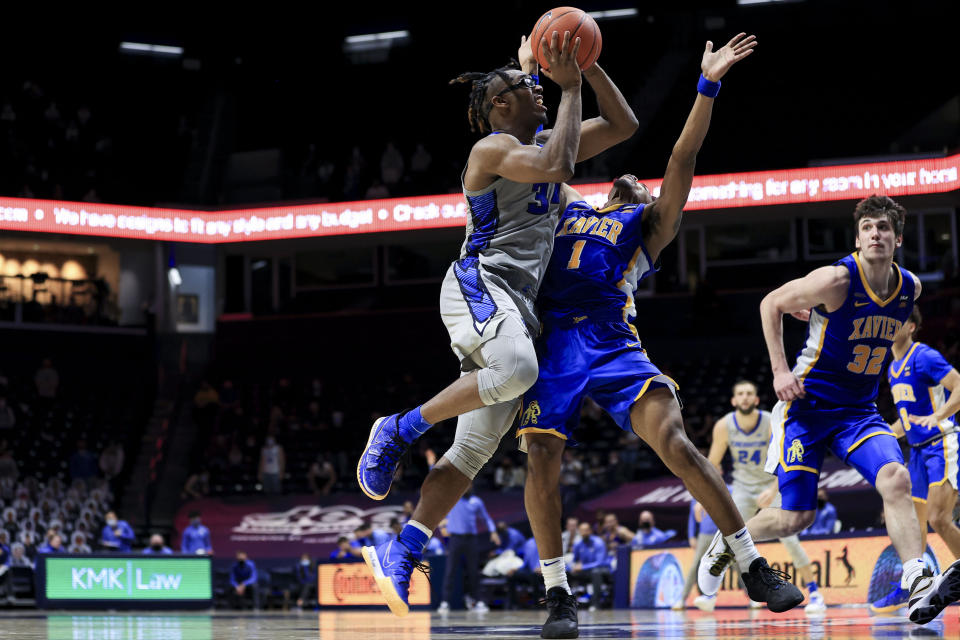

{"left": 561, "top": 517, "right": 580, "bottom": 563}
{"left": 18, "top": 531, "right": 37, "bottom": 559}
{"left": 600, "top": 513, "right": 634, "bottom": 550}
{"left": 295, "top": 553, "right": 316, "bottom": 609}
{"left": 181, "top": 511, "right": 213, "bottom": 555}
{"left": 229, "top": 550, "right": 260, "bottom": 610}
{"left": 493, "top": 521, "right": 526, "bottom": 558}
{"left": 182, "top": 471, "right": 211, "bottom": 500}
{"left": 506, "top": 535, "right": 542, "bottom": 608}
{"left": 631, "top": 511, "right": 675, "bottom": 548}
{"left": 0, "top": 397, "right": 15, "bottom": 431}
{"left": 802, "top": 489, "right": 838, "bottom": 536}
{"left": 349, "top": 522, "right": 390, "bottom": 552}
{"left": 329, "top": 536, "right": 358, "bottom": 560}
{"left": 400, "top": 500, "right": 415, "bottom": 524}
{"left": 570, "top": 522, "right": 613, "bottom": 611}
{"left": 3, "top": 508, "right": 18, "bottom": 536}
{"left": 100, "top": 511, "right": 135, "bottom": 552}
{"left": 306, "top": 454, "right": 337, "bottom": 496}
{"left": 494, "top": 457, "right": 525, "bottom": 492}
{"left": 68, "top": 532, "right": 92, "bottom": 554}
{"left": 9, "top": 542, "right": 32, "bottom": 570}
{"left": 143, "top": 533, "right": 173, "bottom": 554}
{"left": 37, "top": 532, "right": 65, "bottom": 554}
{"left": 69, "top": 440, "right": 99, "bottom": 481}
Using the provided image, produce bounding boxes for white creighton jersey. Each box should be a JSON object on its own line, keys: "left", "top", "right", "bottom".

{"left": 454, "top": 153, "right": 563, "bottom": 333}
{"left": 724, "top": 410, "right": 773, "bottom": 492}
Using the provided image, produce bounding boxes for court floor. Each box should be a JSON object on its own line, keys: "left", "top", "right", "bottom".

{"left": 2, "top": 606, "right": 956, "bottom": 639}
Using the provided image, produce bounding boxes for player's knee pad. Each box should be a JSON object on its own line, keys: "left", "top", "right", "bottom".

{"left": 476, "top": 329, "right": 538, "bottom": 406}
{"left": 444, "top": 437, "right": 497, "bottom": 480}
{"left": 443, "top": 400, "right": 521, "bottom": 479}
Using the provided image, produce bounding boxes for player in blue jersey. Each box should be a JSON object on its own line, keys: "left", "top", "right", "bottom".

{"left": 888, "top": 306, "right": 960, "bottom": 560}
{"left": 700, "top": 195, "right": 960, "bottom": 624}
{"left": 517, "top": 33, "right": 805, "bottom": 638}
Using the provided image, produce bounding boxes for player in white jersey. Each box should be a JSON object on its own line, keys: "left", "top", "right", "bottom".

{"left": 707, "top": 380, "right": 825, "bottom": 613}
{"left": 357, "top": 33, "right": 640, "bottom": 616}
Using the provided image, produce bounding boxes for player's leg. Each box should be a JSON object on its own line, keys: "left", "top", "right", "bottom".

{"left": 914, "top": 499, "right": 929, "bottom": 552}
{"left": 362, "top": 331, "right": 529, "bottom": 616}
{"left": 924, "top": 433, "right": 960, "bottom": 558}
{"left": 524, "top": 432, "right": 567, "bottom": 571}
{"left": 358, "top": 278, "right": 538, "bottom": 501}
{"left": 628, "top": 388, "right": 802, "bottom": 611}
{"left": 907, "top": 447, "right": 931, "bottom": 551}
{"left": 927, "top": 483, "right": 960, "bottom": 557}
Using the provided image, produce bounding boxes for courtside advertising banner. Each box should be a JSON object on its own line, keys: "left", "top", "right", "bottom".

{"left": 318, "top": 560, "right": 430, "bottom": 607}
{"left": 38, "top": 555, "right": 212, "bottom": 609}
{"left": 629, "top": 533, "right": 952, "bottom": 608}
{"left": 1, "top": 154, "right": 957, "bottom": 243}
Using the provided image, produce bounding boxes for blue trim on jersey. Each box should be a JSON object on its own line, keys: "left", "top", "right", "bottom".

{"left": 732, "top": 411, "right": 763, "bottom": 436}
{"left": 465, "top": 190, "right": 500, "bottom": 256}
{"left": 453, "top": 257, "right": 498, "bottom": 331}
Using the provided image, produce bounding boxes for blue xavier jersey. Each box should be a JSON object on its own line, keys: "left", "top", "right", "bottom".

{"left": 794, "top": 252, "right": 915, "bottom": 405}
{"left": 537, "top": 200, "right": 656, "bottom": 324}
{"left": 888, "top": 341, "right": 957, "bottom": 445}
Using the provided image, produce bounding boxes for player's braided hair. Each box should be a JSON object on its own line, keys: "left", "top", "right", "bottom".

{"left": 449, "top": 59, "right": 522, "bottom": 134}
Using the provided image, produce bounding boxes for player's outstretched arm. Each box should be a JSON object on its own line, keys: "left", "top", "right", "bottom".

{"left": 470, "top": 32, "right": 583, "bottom": 184}
{"left": 706, "top": 418, "right": 729, "bottom": 473}
{"left": 536, "top": 63, "right": 639, "bottom": 162}
{"left": 760, "top": 266, "right": 848, "bottom": 402}
{"left": 642, "top": 33, "right": 756, "bottom": 261}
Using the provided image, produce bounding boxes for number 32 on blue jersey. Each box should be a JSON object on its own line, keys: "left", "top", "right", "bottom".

{"left": 527, "top": 182, "right": 561, "bottom": 215}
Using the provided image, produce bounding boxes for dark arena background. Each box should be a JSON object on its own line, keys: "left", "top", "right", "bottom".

{"left": 0, "top": 2, "right": 958, "bottom": 638}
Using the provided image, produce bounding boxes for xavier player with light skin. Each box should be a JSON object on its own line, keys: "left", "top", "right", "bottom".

{"left": 357, "top": 32, "right": 640, "bottom": 616}
{"left": 706, "top": 380, "right": 825, "bottom": 613}
{"left": 699, "top": 195, "right": 960, "bottom": 624}
{"left": 881, "top": 305, "right": 960, "bottom": 610}
{"left": 517, "top": 34, "right": 806, "bottom": 639}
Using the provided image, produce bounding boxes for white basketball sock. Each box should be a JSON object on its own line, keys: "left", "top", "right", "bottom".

{"left": 725, "top": 527, "right": 762, "bottom": 573}
{"left": 540, "top": 557, "right": 571, "bottom": 595}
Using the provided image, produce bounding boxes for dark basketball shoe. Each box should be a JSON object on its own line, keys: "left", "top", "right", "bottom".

{"left": 742, "top": 557, "right": 805, "bottom": 612}
{"left": 541, "top": 587, "right": 578, "bottom": 639}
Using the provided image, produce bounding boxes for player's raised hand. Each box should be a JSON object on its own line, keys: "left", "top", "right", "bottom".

{"left": 908, "top": 413, "right": 941, "bottom": 428}
{"left": 773, "top": 370, "right": 805, "bottom": 401}
{"left": 701, "top": 33, "right": 757, "bottom": 82}
{"left": 540, "top": 30, "right": 582, "bottom": 90}
{"left": 518, "top": 34, "right": 536, "bottom": 71}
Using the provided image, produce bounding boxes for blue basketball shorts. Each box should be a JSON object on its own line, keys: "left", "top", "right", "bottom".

{"left": 764, "top": 395, "right": 904, "bottom": 511}
{"left": 908, "top": 429, "right": 959, "bottom": 502}
{"left": 517, "top": 318, "right": 678, "bottom": 446}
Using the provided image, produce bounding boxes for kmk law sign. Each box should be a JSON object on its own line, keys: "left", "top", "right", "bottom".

{"left": 41, "top": 556, "right": 212, "bottom": 605}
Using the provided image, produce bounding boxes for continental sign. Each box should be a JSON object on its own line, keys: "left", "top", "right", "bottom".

{"left": 629, "top": 533, "right": 952, "bottom": 608}
{"left": 318, "top": 561, "right": 429, "bottom": 607}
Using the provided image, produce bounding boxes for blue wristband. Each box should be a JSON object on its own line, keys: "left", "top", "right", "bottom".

{"left": 697, "top": 74, "right": 720, "bottom": 98}
{"left": 530, "top": 73, "right": 539, "bottom": 86}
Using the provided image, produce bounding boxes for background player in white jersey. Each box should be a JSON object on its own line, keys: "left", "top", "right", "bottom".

{"left": 357, "top": 33, "right": 639, "bottom": 616}
{"left": 887, "top": 307, "right": 960, "bottom": 561}
{"left": 707, "top": 379, "right": 825, "bottom": 613}
{"left": 699, "top": 195, "right": 960, "bottom": 624}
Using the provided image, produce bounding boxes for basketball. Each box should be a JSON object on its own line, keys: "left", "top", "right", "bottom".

{"left": 530, "top": 6, "right": 602, "bottom": 71}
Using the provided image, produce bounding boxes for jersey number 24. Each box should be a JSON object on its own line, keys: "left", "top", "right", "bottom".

{"left": 738, "top": 450, "right": 761, "bottom": 465}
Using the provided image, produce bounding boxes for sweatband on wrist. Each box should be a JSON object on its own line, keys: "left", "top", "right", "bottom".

{"left": 697, "top": 74, "right": 721, "bottom": 98}
{"left": 530, "top": 73, "right": 539, "bottom": 85}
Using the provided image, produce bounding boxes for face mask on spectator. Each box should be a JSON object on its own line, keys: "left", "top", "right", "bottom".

{"left": 106, "top": 517, "right": 118, "bottom": 527}
{"left": 151, "top": 543, "right": 163, "bottom": 551}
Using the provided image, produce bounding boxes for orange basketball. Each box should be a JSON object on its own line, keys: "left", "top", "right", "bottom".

{"left": 530, "top": 7, "right": 602, "bottom": 71}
